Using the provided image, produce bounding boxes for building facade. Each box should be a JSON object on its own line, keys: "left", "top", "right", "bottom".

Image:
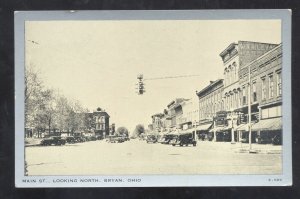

{"left": 166, "top": 98, "right": 188, "bottom": 130}
{"left": 220, "top": 41, "right": 278, "bottom": 114}
{"left": 196, "top": 79, "right": 224, "bottom": 140}
{"left": 93, "top": 108, "right": 110, "bottom": 139}
{"left": 151, "top": 113, "right": 164, "bottom": 131}
{"left": 239, "top": 44, "right": 282, "bottom": 143}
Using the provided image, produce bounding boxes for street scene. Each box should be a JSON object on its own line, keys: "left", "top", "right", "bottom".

{"left": 24, "top": 19, "right": 283, "bottom": 176}
{"left": 25, "top": 138, "right": 281, "bottom": 175}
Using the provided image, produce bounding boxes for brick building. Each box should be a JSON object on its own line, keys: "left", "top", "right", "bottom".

{"left": 238, "top": 44, "right": 282, "bottom": 143}
{"left": 196, "top": 79, "right": 224, "bottom": 140}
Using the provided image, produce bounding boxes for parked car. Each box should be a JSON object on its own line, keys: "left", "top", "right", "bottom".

{"left": 65, "top": 136, "right": 75, "bottom": 144}
{"left": 40, "top": 136, "right": 66, "bottom": 146}
{"left": 162, "top": 134, "right": 176, "bottom": 144}
{"left": 74, "top": 136, "right": 85, "bottom": 143}
{"left": 170, "top": 132, "right": 197, "bottom": 147}
{"left": 108, "top": 136, "right": 125, "bottom": 143}
{"left": 272, "top": 135, "right": 282, "bottom": 145}
{"left": 146, "top": 135, "right": 157, "bottom": 143}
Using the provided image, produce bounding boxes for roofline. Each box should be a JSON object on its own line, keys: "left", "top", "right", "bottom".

{"left": 196, "top": 79, "right": 224, "bottom": 97}
{"left": 219, "top": 42, "right": 237, "bottom": 57}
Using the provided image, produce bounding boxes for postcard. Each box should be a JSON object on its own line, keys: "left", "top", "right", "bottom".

{"left": 15, "top": 10, "right": 292, "bottom": 187}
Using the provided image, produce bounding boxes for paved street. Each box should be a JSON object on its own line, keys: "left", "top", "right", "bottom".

{"left": 25, "top": 139, "right": 282, "bottom": 175}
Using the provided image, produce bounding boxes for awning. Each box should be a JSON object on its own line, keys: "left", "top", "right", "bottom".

{"left": 196, "top": 123, "right": 212, "bottom": 131}
{"left": 251, "top": 117, "right": 282, "bottom": 131}
{"left": 209, "top": 126, "right": 225, "bottom": 133}
{"left": 235, "top": 123, "right": 248, "bottom": 131}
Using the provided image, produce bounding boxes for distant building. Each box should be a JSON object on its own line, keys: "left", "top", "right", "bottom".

{"left": 93, "top": 107, "right": 110, "bottom": 139}
{"left": 109, "top": 123, "right": 116, "bottom": 135}
{"left": 166, "top": 98, "right": 189, "bottom": 129}
{"left": 151, "top": 113, "right": 164, "bottom": 131}
{"left": 177, "top": 97, "right": 199, "bottom": 130}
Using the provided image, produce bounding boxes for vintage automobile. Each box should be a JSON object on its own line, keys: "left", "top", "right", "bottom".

{"left": 40, "top": 136, "right": 66, "bottom": 146}
{"left": 161, "top": 134, "right": 177, "bottom": 144}
{"left": 272, "top": 135, "right": 282, "bottom": 145}
{"left": 108, "top": 136, "right": 125, "bottom": 143}
{"left": 74, "top": 136, "right": 86, "bottom": 143}
{"left": 146, "top": 135, "right": 157, "bottom": 143}
{"left": 170, "top": 132, "right": 197, "bottom": 147}
{"left": 65, "top": 136, "right": 75, "bottom": 144}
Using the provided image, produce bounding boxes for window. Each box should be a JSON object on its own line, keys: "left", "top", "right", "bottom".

{"left": 253, "top": 81, "right": 257, "bottom": 102}
{"left": 242, "top": 87, "right": 246, "bottom": 105}
{"left": 262, "top": 78, "right": 266, "bottom": 100}
{"left": 277, "top": 72, "right": 282, "bottom": 96}
{"left": 269, "top": 74, "right": 274, "bottom": 98}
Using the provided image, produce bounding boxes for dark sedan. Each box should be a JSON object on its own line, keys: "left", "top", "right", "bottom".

{"left": 40, "top": 136, "right": 66, "bottom": 146}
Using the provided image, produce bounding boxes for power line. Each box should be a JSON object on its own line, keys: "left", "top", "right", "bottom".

{"left": 144, "top": 74, "right": 202, "bottom": 81}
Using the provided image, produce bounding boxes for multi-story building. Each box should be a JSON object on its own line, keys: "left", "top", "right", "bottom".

{"left": 220, "top": 41, "right": 278, "bottom": 113}
{"left": 196, "top": 79, "right": 224, "bottom": 140}
{"left": 166, "top": 98, "right": 189, "bottom": 130}
{"left": 176, "top": 97, "right": 199, "bottom": 130}
{"left": 218, "top": 41, "right": 278, "bottom": 142}
{"left": 239, "top": 43, "right": 282, "bottom": 143}
{"left": 93, "top": 107, "right": 110, "bottom": 139}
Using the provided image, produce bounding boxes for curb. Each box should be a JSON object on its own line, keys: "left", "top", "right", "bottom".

{"left": 235, "top": 149, "right": 281, "bottom": 154}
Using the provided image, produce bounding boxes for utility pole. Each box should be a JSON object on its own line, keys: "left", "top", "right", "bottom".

{"left": 248, "top": 64, "right": 252, "bottom": 151}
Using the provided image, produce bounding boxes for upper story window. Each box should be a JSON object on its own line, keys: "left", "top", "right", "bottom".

{"left": 277, "top": 72, "right": 282, "bottom": 96}
{"left": 242, "top": 87, "right": 247, "bottom": 105}
{"left": 269, "top": 74, "right": 274, "bottom": 99}
{"left": 261, "top": 77, "right": 266, "bottom": 100}
{"left": 252, "top": 81, "right": 257, "bottom": 102}
{"left": 232, "top": 62, "right": 237, "bottom": 81}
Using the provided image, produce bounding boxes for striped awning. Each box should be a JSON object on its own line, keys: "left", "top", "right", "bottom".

{"left": 196, "top": 123, "right": 212, "bottom": 131}
{"left": 251, "top": 117, "right": 282, "bottom": 131}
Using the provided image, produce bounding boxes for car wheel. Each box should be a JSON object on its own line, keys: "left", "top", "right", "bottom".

{"left": 193, "top": 143, "right": 196, "bottom": 146}
{"left": 172, "top": 144, "right": 175, "bottom": 146}
{"left": 180, "top": 143, "right": 183, "bottom": 147}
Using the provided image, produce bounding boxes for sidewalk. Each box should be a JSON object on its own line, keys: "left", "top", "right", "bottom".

{"left": 25, "top": 138, "right": 43, "bottom": 147}
{"left": 234, "top": 142, "right": 282, "bottom": 154}
{"left": 197, "top": 140, "right": 282, "bottom": 154}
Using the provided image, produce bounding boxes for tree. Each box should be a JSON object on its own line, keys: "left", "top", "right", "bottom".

{"left": 116, "top": 127, "right": 129, "bottom": 137}
{"left": 134, "top": 124, "right": 145, "bottom": 137}
{"left": 25, "top": 65, "right": 44, "bottom": 134}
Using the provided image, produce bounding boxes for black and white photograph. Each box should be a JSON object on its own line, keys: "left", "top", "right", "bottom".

{"left": 14, "top": 10, "right": 292, "bottom": 187}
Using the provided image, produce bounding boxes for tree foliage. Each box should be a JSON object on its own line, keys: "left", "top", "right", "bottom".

{"left": 116, "top": 127, "right": 129, "bottom": 137}
{"left": 25, "top": 65, "right": 89, "bottom": 136}
{"left": 133, "top": 124, "right": 145, "bottom": 136}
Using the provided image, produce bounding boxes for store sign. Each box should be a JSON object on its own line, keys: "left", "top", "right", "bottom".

{"left": 215, "top": 111, "right": 227, "bottom": 126}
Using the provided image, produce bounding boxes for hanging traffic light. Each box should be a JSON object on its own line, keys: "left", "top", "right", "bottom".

{"left": 136, "top": 74, "right": 145, "bottom": 95}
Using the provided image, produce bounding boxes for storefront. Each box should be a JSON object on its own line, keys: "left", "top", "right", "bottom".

{"left": 196, "top": 123, "right": 212, "bottom": 140}
{"left": 252, "top": 117, "right": 282, "bottom": 144}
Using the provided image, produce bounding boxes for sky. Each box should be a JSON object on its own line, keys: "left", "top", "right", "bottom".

{"left": 25, "top": 19, "right": 281, "bottom": 132}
